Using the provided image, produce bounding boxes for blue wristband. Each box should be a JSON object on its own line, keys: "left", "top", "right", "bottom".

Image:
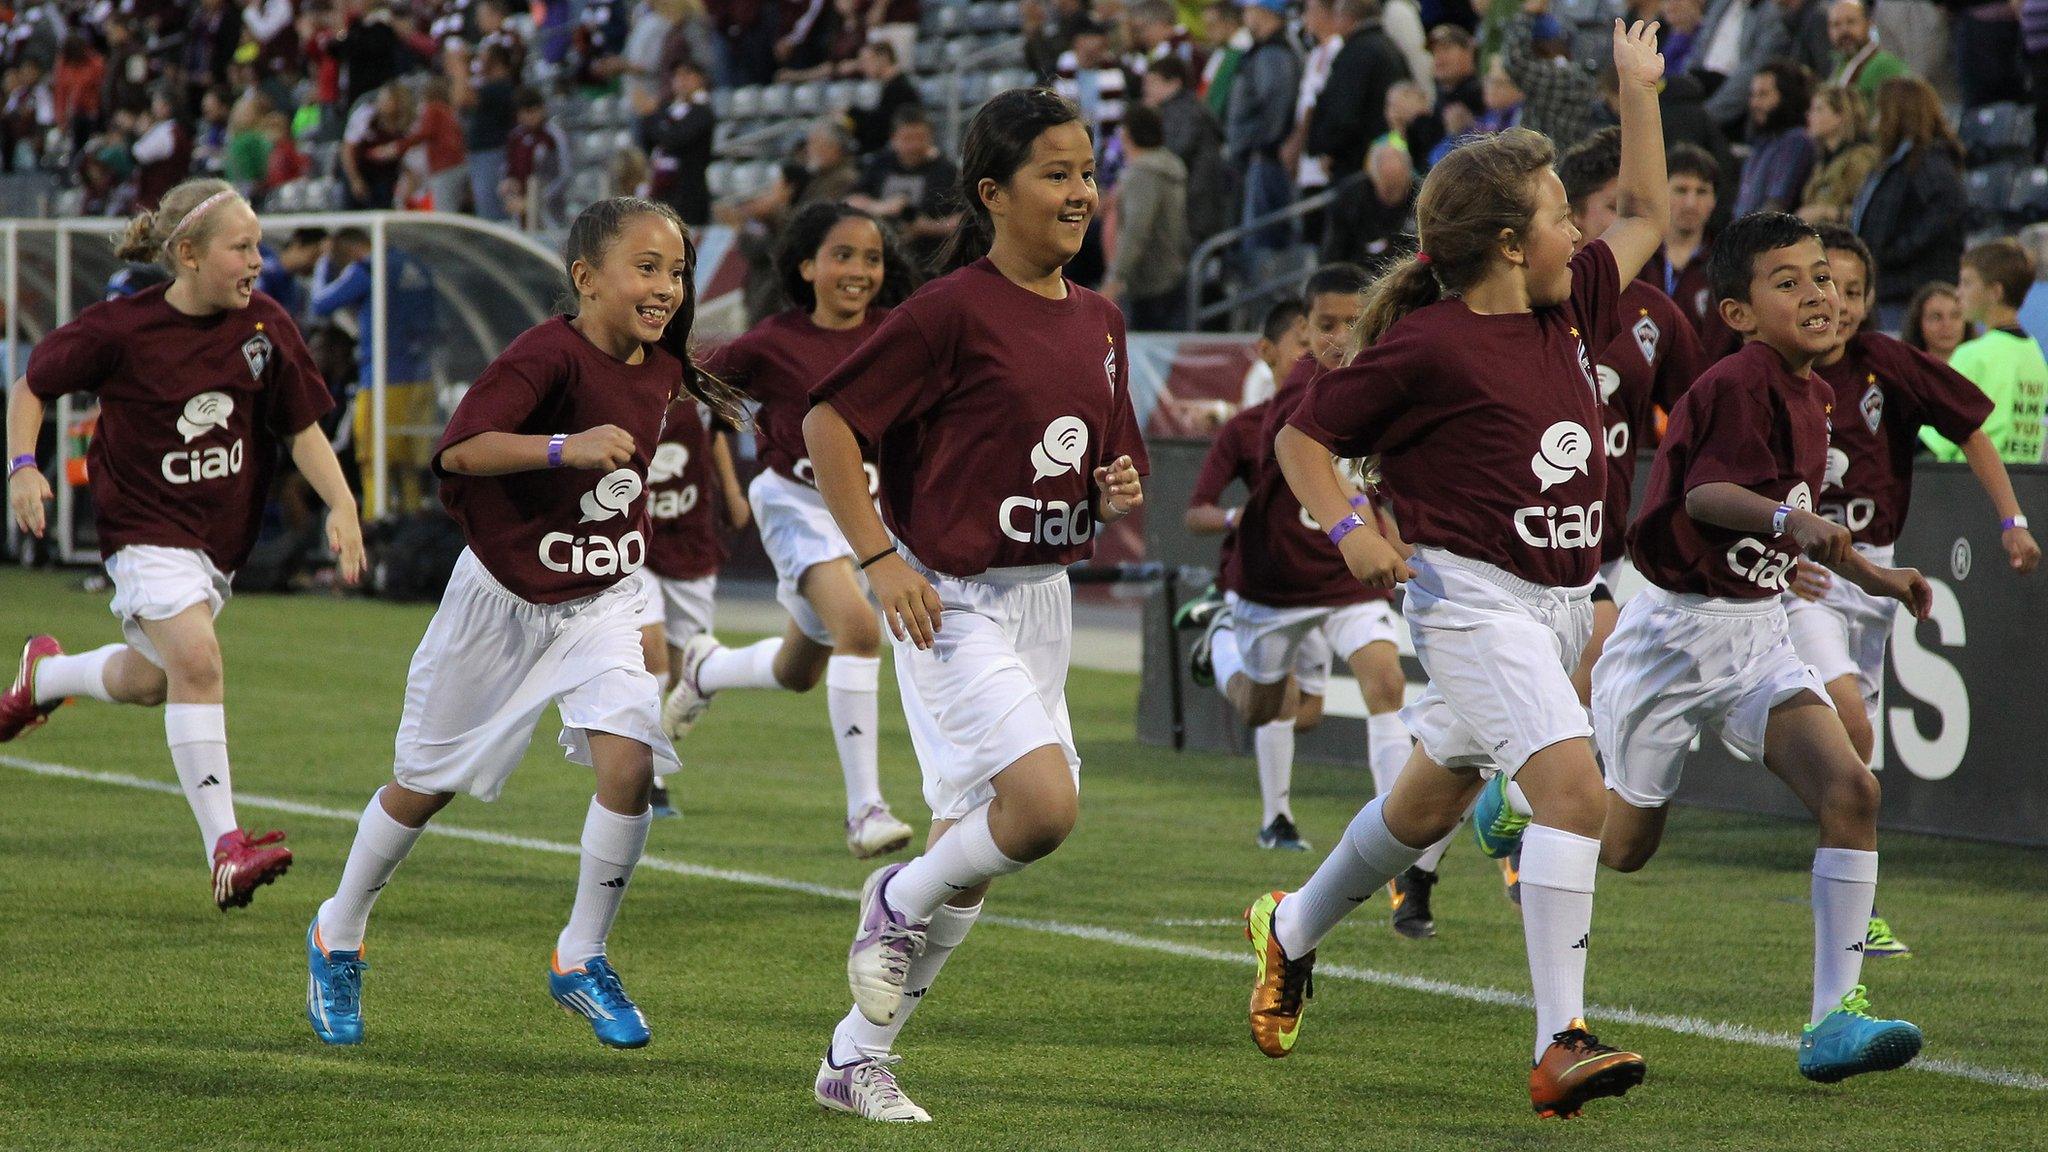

{"left": 7, "top": 452, "right": 35, "bottom": 477}
{"left": 546, "top": 433, "right": 568, "bottom": 469}
{"left": 1348, "top": 492, "right": 1371, "bottom": 510}
{"left": 2002, "top": 514, "right": 2029, "bottom": 531}
{"left": 1328, "top": 512, "right": 1365, "bottom": 546}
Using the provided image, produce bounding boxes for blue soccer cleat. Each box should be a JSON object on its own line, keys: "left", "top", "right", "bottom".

{"left": 306, "top": 916, "right": 367, "bottom": 1046}
{"left": 1798, "top": 985, "right": 1923, "bottom": 1083}
{"left": 549, "top": 953, "right": 651, "bottom": 1049}
{"left": 1471, "top": 772, "right": 1529, "bottom": 860}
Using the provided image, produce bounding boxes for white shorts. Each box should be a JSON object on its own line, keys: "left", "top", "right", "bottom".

{"left": 105, "top": 545, "right": 233, "bottom": 669}
{"left": 1785, "top": 543, "right": 1897, "bottom": 734}
{"left": 893, "top": 553, "right": 1078, "bottom": 822}
{"left": 1226, "top": 593, "right": 1400, "bottom": 686}
{"left": 1594, "top": 586, "right": 1831, "bottom": 809}
{"left": 392, "top": 550, "right": 680, "bottom": 803}
{"left": 629, "top": 570, "right": 718, "bottom": 642}
{"left": 1293, "top": 627, "right": 1334, "bottom": 697}
{"left": 749, "top": 469, "right": 864, "bottom": 646}
{"left": 1400, "top": 548, "right": 1595, "bottom": 777}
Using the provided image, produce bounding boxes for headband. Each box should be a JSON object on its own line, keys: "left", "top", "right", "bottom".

{"left": 165, "top": 190, "right": 238, "bottom": 248}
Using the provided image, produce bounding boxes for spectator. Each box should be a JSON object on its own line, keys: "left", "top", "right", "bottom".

{"left": 100, "top": 20, "right": 154, "bottom": 119}
{"left": 309, "top": 227, "right": 441, "bottom": 515}
{"left": 342, "top": 80, "right": 417, "bottom": 209}
{"left": 622, "top": 0, "right": 688, "bottom": 108}
{"left": 1284, "top": 0, "right": 1344, "bottom": 230}
{"left": 1127, "top": 0, "right": 1198, "bottom": 75}
{"left": 259, "top": 227, "right": 330, "bottom": 320}
{"left": 1225, "top": 0, "right": 1300, "bottom": 263}
{"left": 1902, "top": 281, "right": 1970, "bottom": 362}
{"left": 1501, "top": 3, "right": 1597, "bottom": 151}
{"left": 1929, "top": 240, "right": 2048, "bottom": 462}
{"left": 192, "top": 84, "right": 233, "bottom": 176}
{"left": 1380, "top": 0, "right": 1431, "bottom": 103}
{"left": 243, "top": 0, "right": 299, "bottom": 79}
{"left": 454, "top": 42, "right": 519, "bottom": 221}
{"left": 184, "top": 0, "right": 244, "bottom": 95}
{"left": 1199, "top": 0, "right": 1249, "bottom": 120}
{"left": 1797, "top": 84, "right": 1875, "bottom": 224}
{"left": 129, "top": 88, "right": 191, "bottom": 210}
{"left": 1, "top": 60, "right": 53, "bottom": 173}
{"left": 705, "top": 0, "right": 778, "bottom": 87}
{"left": 1057, "top": 19, "right": 1130, "bottom": 173}
{"left": 1640, "top": 143, "right": 1723, "bottom": 341}
{"left": 472, "top": 0, "right": 532, "bottom": 80}
{"left": 332, "top": 5, "right": 408, "bottom": 112}
{"left": 847, "top": 41, "right": 919, "bottom": 154}
{"left": 1474, "top": 55, "right": 1524, "bottom": 134}
{"left": 1307, "top": 0, "right": 1411, "bottom": 189}
{"left": 1142, "top": 56, "right": 1228, "bottom": 241}
{"left": 261, "top": 111, "right": 311, "bottom": 195}
{"left": 222, "top": 88, "right": 273, "bottom": 195}
{"left": 1853, "top": 76, "right": 1966, "bottom": 330}
{"left": 1239, "top": 295, "right": 1308, "bottom": 408}
{"left": 775, "top": 0, "right": 870, "bottom": 81}
{"left": 613, "top": 143, "right": 652, "bottom": 197}
{"left": 2028, "top": 0, "right": 2048, "bottom": 162}
{"left": 1103, "top": 104, "right": 1190, "bottom": 328}
{"left": 1661, "top": 0, "right": 1706, "bottom": 75}
{"left": 847, "top": 103, "right": 961, "bottom": 264}
{"left": 2019, "top": 224, "right": 2048, "bottom": 352}
{"left": 1381, "top": 79, "right": 1441, "bottom": 162}
{"left": 501, "top": 87, "right": 571, "bottom": 229}
{"left": 1826, "top": 0, "right": 1906, "bottom": 101}
{"left": 637, "top": 56, "right": 715, "bottom": 225}
{"left": 1689, "top": 0, "right": 1794, "bottom": 131}
{"left": 50, "top": 35, "right": 101, "bottom": 151}
{"left": 1953, "top": 0, "right": 2028, "bottom": 110}
{"left": 1320, "top": 139, "right": 1415, "bottom": 266}
{"left": 567, "top": 0, "right": 636, "bottom": 89}
{"left": 1427, "top": 24, "right": 1480, "bottom": 119}
{"left": 403, "top": 76, "right": 469, "bottom": 213}
{"left": 720, "top": 119, "right": 864, "bottom": 322}
{"left": 1775, "top": 0, "right": 1833, "bottom": 76}
{"left": 1731, "top": 59, "right": 1814, "bottom": 216}
{"left": 1024, "top": 0, "right": 1094, "bottom": 81}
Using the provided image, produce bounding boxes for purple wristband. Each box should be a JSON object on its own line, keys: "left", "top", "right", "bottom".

{"left": 1328, "top": 512, "right": 1365, "bottom": 546}
{"left": 8, "top": 453, "right": 35, "bottom": 477}
{"left": 546, "top": 433, "right": 567, "bottom": 469}
{"left": 1348, "top": 492, "right": 1371, "bottom": 510}
{"left": 2002, "top": 514, "right": 2029, "bottom": 532}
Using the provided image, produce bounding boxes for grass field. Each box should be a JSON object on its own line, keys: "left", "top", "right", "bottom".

{"left": 1, "top": 568, "right": 2044, "bottom": 1151}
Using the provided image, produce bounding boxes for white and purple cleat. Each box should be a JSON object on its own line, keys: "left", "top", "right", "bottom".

{"left": 847, "top": 862, "right": 927, "bottom": 1025}
{"left": 815, "top": 1049, "right": 932, "bottom": 1122}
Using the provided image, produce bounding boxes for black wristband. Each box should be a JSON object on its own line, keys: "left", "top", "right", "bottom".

{"left": 858, "top": 547, "right": 896, "bottom": 570}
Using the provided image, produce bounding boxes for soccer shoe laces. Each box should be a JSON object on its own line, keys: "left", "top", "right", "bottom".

{"left": 243, "top": 830, "right": 287, "bottom": 848}
{"left": 852, "top": 1055, "right": 912, "bottom": 1106}
{"left": 586, "top": 959, "right": 635, "bottom": 1016}
{"left": 326, "top": 955, "right": 368, "bottom": 1015}
{"left": 876, "top": 921, "right": 924, "bottom": 984}
{"left": 1275, "top": 949, "right": 1314, "bottom": 1013}
{"left": 1834, "top": 984, "right": 1875, "bottom": 1020}
{"left": 1550, "top": 1024, "right": 1619, "bottom": 1055}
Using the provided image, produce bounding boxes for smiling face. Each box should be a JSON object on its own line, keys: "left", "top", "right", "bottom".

{"left": 176, "top": 199, "right": 265, "bottom": 312}
{"left": 1824, "top": 245, "right": 1869, "bottom": 341}
{"left": 1519, "top": 169, "right": 1581, "bottom": 307}
{"left": 1723, "top": 237, "right": 1836, "bottom": 363}
{"left": 1829, "top": 0, "right": 1870, "bottom": 55}
{"left": 803, "top": 215, "right": 885, "bottom": 325}
{"left": 985, "top": 120, "right": 1099, "bottom": 271}
{"left": 573, "top": 211, "right": 688, "bottom": 351}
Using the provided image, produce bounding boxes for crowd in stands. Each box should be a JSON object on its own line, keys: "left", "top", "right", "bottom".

{"left": 5, "top": 0, "right": 2048, "bottom": 335}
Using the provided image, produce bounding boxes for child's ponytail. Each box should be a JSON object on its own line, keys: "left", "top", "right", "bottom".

{"left": 1358, "top": 256, "right": 1444, "bottom": 348}
{"left": 113, "top": 177, "right": 238, "bottom": 272}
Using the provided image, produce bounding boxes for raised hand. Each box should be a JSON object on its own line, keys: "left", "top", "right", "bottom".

{"left": 1612, "top": 18, "right": 1665, "bottom": 91}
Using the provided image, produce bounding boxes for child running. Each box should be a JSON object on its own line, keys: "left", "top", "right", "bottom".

{"left": 631, "top": 394, "right": 748, "bottom": 818}
{"left": 1583, "top": 212, "right": 1931, "bottom": 1084}
{"left": 669, "top": 201, "right": 924, "bottom": 858}
{"left": 1246, "top": 22, "right": 1671, "bottom": 1119}
{"left": 304, "top": 198, "right": 746, "bottom": 1049}
{"left": 4, "top": 177, "right": 364, "bottom": 911}
{"left": 1785, "top": 225, "right": 2039, "bottom": 955}
{"left": 802, "top": 88, "right": 1146, "bottom": 1122}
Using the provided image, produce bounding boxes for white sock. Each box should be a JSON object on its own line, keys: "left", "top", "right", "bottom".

{"left": 697, "top": 637, "right": 784, "bottom": 693}
{"left": 1414, "top": 828, "right": 1456, "bottom": 873}
{"left": 1272, "top": 796, "right": 1421, "bottom": 957}
{"left": 834, "top": 900, "right": 983, "bottom": 1060}
{"left": 1506, "top": 779, "right": 1533, "bottom": 816}
{"left": 1365, "top": 711, "right": 1411, "bottom": 797}
{"left": 883, "top": 804, "right": 1025, "bottom": 922}
{"left": 1210, "top": 626, "right": 1244, "bottom": 699}
{"left": 556, "top": 797, "right": 654, "bottom": 968}
{"left": 1811, "top": 847, "right": 1879, "bottom": 1023}
{"left": 317, "top": 788, "right": 426, "bottom": 952}
{"left": 165, "top": 704, "right": 237, "bottom": 861}
{"left": 1519, "top": 823, "right": 1601, "bottom": 1062}
{"left": 1255, "top": 718, "right": 1296, "bottom": 826}
{"left": 827, "top": 654, "right": 884, "bottom": 817}
{"left": 32, "top": 643, "right": 123, "bottom": 705}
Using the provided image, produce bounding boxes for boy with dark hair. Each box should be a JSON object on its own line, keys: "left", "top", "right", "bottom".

{"left": 1545, "top": 212, "right": 1927, "bottom": 1085}
{"left": 1241, "top": 296, "right": 1309, "bottom": 409}
{"left": 1639, "top": 143, "right": 1733, "bottom": 357}
{"left": 1931, "top": 239, "right": 2048, "bottom": 463}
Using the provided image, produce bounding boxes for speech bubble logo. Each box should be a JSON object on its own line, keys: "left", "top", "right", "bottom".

{"left": 1785, "top": 481, "right": 1813, "bottom": 513}
{"left": 177, "top": 391, "right": 235, "bottom": 443}
{"left": 578, "top": 468, "right": 644, "bottom": 523}
{"left": 1824, "top": 447, "right": 1849, "bottom": 490}
{"left": 1029, "top": 416, "right": 1089, "bottom": 483}
{"left": 1530, "top": 421, "right": 1592, "bottom": 492}
{"left": 1595, "top": 364, "right": 1621, "bottom": 403}
{"left": 648, "top": 443, "right": 689, "bottom": 484}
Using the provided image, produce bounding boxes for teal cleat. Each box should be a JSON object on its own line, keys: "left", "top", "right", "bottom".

{"left": 306, "top": 917, "right": 367, "bottom": 1046}
{"left": 1471, "top": 772, "right": 1529, "bottom": 860}
{"left": 549, "top": 953, "right": 651, "bottom": 1049}
{"left": 1173, "top": 583, "right": 1226, "bottom": 631}
{"left": 1798, "top": 985, "right": 1922, "bottom": 1083}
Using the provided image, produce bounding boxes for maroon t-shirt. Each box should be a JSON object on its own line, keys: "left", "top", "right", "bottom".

{"left": 810, "top": 259, "right": 1149, "bottom": 577}
{"left": 1639, "top": 241, "right": 1735, "bottom": 358}
{"left": 1628, "top": 341, "right": 1834, "bottom": 599}
{"left": 1594, "top": 279, "right": 1708, "bottom": 562}
{"left": 1235, "top": 357, "right": 1387, "bottom": 608}
{"left": 1290, "top": 241, "right": 1623, "bottom": 589}
{"left": 644, "top": 399, "right": 727, "bottom": 581}
{"left": 1816, "top": 331, "right": 1992, "bottom": 548}
{"left": 1189, "top": 399, "right": 1268, "bottom": 595}
{"left": 703, "top": 309, "right": 883, "bottom": 490}
{"left": 25, "top": 286, "right": 332, "bottom": 572}
{"left": 434, "top": 317, "right": 677, "bottom": 603}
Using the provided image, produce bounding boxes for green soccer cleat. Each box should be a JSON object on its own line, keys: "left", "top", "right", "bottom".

{"left": 1798, "top": 985, "right": 1922, "bottom": 1083}
{"left": 1471, "top": 772, "right": 1529, "bottom": 860}
{"left": 1173, "top": 583, "right": 1226, "bottom": 631}
{"left": 1864, "top": 916, "right": 1911, "bottom": 959}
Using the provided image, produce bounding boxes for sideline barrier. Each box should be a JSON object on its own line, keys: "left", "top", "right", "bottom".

{"left": 1137, "top": 437, "right": 2048, "bottom": 848}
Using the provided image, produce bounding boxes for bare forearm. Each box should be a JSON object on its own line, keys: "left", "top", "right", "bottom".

{"left": 1961, "top": 429, "right": 2024, "bottom": 520}
{"left": 802, "top": 403, "right": 892, "bottom": 559}
{"left": 439, "top": 431, "right": 555, "bottom": 476}
{"left": 6, "top": 378, "right": 43, "bottom": 459}
{"left": 289, "top": 425, "right": 360, "bottom": 516}
{"left": 1683, "top": 481, "right": 1780, "bottom": 533}
{"left": 1277, "top": 425, "right": 1374, "bottom": 538}
{"left": 711, "top": 431, "right": 745, "bottom": 507}
{"left": 1826, "top": 545, "right": 1899, "bottom": 600}
{"left": 1185, "top": 504, "right": 1232, "bottom": 534}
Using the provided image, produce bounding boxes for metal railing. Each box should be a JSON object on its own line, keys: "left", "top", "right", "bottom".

{"left": 1182, "top": 172, "right": 1365, "bottom": 332}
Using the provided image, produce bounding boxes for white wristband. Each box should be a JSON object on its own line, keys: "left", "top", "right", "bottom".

{"left": 1772, "top": 504, "right": 1793, "bottom": 535}
{"left": 2003, "top": 514, "right": 2029, "bottom": 531}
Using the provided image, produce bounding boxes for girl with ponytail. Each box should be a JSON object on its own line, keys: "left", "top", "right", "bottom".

{"left": 1245, "top": 21, "right": 1675, "bottom": 1120}
{"left": 5, "top": 176, "right": 363, "bottom": 912}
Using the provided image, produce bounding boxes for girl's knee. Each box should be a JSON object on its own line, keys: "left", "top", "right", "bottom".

{"left": 830, "top": 613, "right": 882, "bottom": 657}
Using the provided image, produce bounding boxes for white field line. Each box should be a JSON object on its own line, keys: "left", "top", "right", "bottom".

{"left": 6, "top": 753, "right": 2043, "bottom": 1093}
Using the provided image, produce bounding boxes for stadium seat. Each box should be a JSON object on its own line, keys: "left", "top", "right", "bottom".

{"left": 825, "top": 79, "right": 859, "bottom": 110}
{"left": 914, "top": 39, "right": 946, "bottom": 72}
{"left": 585, "top": 95, "right": 616, "bottom": 127}
{"left": 854, "top": 79, "right": 883, "bottom": 108}
{"left": 1968, "top": 160, "right": 2020, "bottom": 227}
{"left": 793, "top": 81, "right": 825, "bottom": 114}
{"left": 731, "top": 85, "right": 762, "bottom": 119}
{"left": 710, "top": 87, "right": 734, "bottom": 118}
{"left": 918, "top": 75, "right": 950, "bottom": 106}
{"left": 2006, "top": 165, "right": 2048, "bottom": 223}
{"left": 708, "top": 159, "right": 734, "bottom": 198}
{"left": 759, "top": 85, "right": 792, "bottom": 117}
{"left": 967, "top": 2, "right": 1008, "bottom": 33}
{"left": 1962, "top": 102, "right": 2035, "bottom": 165}
{"left": 1555, "top": 0, "right": 1611, "bottom": 25}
